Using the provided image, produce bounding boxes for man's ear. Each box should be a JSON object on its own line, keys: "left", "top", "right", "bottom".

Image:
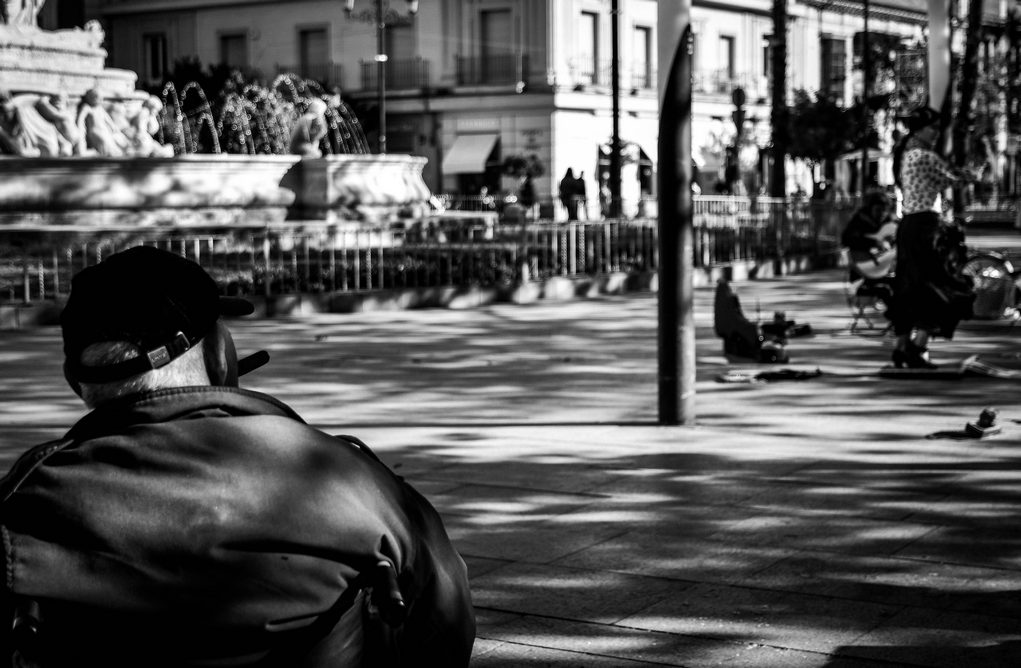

{"left": 203, "top": 321, "right": 239, "bottom": 387}
{"left": 63, "top": 360, "right": 83, "bottom": 398}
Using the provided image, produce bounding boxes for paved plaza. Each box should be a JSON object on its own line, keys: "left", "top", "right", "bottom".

{"left": 1, "top": 229, "right": 1020, "bottom": 666}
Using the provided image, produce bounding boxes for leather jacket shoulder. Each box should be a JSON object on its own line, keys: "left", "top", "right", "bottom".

{"left": 0, "top": 387, "right": 475, "bottom": 667}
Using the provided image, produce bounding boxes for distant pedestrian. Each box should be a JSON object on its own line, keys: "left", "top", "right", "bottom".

{"left": 575, "top": 171, "right": 589, "bottom": 221}
{"left": 559, "top": 168, "right": 578, "bottom": 221}
{"left": 519, "top": 173, "right": 537, "bottom": 220}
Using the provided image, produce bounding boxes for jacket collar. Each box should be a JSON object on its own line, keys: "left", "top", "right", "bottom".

{"left": 66, "top": 386, "right": 306, "bottom": 440}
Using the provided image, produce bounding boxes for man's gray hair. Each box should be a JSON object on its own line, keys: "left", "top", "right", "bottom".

{"left": 78, "top": 339, "right": 210, "bottom": 408}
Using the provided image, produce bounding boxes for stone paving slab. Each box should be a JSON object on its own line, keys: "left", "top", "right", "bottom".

{"left": 2, "top": 228, "right": 1021, "bottom": 665}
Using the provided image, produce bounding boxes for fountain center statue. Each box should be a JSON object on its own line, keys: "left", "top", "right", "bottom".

{"left": 2, "top": 1, "right": 45, "bottom": 27}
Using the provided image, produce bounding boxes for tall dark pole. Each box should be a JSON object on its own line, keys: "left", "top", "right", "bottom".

{"left": 954, "top": 0, "right": 985, "bottom": 213}
{"left": 770, "top": 0, "right": 787, "bottom": 196}
{"left": 376, "top": 0, "right": 387, "bottom": 154}
{"left": 610, "top": 0, "right": 622, "bottom": 218}
{"left": 860, "top": 0, "right": 870, "bottom": 193}
{"left": 657, "top": 1, "right": 693, "bottom": 424}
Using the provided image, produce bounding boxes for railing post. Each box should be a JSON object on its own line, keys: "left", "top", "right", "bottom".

{"left": 21, "top": 255, "right": 29, "bottom": 304}
{"left": 262, "top": 233, "right": 273, "bottom": 316}
{"left": 354, "top": 231, "right": 362, "bottom": 291}
{"left": 518, "top": 218, "right": 530, "bottom": 283}
{"left": 51, "top": 250, "right": 59, "bottom": 298}
{"left": 329, "top": 236, "right": 337, "bottom": 291}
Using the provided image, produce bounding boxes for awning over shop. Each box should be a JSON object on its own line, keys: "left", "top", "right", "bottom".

{"left": 442, "top": 134, "right": 500, "bottom": 174}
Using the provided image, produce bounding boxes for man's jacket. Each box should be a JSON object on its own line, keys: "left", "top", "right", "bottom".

{"left": 0, "top": 387, "right": 475, "bottom": 666}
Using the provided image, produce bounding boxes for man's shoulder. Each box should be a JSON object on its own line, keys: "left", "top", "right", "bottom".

{"left": 0, "top": 436, "right": 75, "bottom": 505}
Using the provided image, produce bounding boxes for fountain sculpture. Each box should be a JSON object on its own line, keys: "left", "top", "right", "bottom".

{"left": 0, "top": 4, "right": 431, "bottom": 227}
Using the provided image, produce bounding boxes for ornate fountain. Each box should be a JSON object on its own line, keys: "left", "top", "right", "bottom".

{"left": 0, "top": 4, "right": 431, "bottom": 228}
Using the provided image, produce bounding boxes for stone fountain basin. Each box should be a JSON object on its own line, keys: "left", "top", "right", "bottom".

{"left": 0, "top": 153, "right": 432, "bottom": 227}
{"left": 0, "top": 154, "right": 300, "bottom": 211}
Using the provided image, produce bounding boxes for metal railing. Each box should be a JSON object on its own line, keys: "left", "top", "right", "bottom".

{"left": 0, "top": 196, "right": 853, "bottom": 307}
{"left": 565, "top": 60, "right": 656, "bottom": 92}
{"left": 359, "top": 57, "right": 430, "bottom": 90}
{"left": 691, "top": 70, "right": 769, "bottom": 98}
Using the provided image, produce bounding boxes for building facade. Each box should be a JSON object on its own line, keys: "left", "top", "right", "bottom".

{"left": 49, "top": 1, "right": 963, "bottom": 214}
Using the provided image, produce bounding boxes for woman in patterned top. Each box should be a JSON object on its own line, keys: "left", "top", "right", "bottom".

{"left": 890, "top": 106, "right": 975, "bottom": 369}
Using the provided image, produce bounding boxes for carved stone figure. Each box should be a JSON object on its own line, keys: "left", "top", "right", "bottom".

{"left": 76, "top": 88, "right": 130, "bottom": 157}
{"left": 127, "top": 94, "right": 174, "bottom": 157}
{"left": 81, "top": 18, "right": 105, "bottom": 48}
{"left": 35, "top": 93, "right": 85, "bottom": 155}
{"left": 289, "top": 98, "right": 329, "bottom": 157}
{"left": 0, "top": 90, "right": 40, "bottom": 156}
{"left": 1, "top": 0, "right": 44, "bottom": 26}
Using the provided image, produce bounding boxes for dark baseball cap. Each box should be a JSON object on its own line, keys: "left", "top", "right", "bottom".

{"left": 61, "top": 246, "right": 254, "bottom": 384}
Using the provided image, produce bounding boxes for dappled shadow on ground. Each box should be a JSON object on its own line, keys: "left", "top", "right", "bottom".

{"left": 384, "top": 428, "right": 1021, "bottom": 666}
{"left": 2, "top": 259, "right": 1021, "bottom": 665}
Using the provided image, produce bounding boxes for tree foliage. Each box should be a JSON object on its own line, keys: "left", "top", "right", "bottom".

{"left": 785, "top": 89, "right": 861, "bottom": 165}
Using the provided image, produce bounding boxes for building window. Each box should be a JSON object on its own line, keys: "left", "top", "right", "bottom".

{"left": 385, "top": 24, "right": 414, "bottom": 61}
{"left": 634, "top": 26, "right": 652, "bottom": 89}
{"left": 719, "top": 35, "right": 735, "bottom": 81}
{"left": 142, "top": 33, "right": 168, "bottom": 84}
{"left": 299, "top": 27, "right": 329, "bottom": 79}
{"left": 220, "top": 32, "right": 248, "bottom": 69}
{"left": 821, "top": 37, "right": 846, "bottom": 101}
{"left": 579, "top": 11, "right": 599, "bottom": 84}
{"left": 480, "top": 8, "right": 513, "bottom": 83}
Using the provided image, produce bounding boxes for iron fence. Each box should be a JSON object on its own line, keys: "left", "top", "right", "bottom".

{"left": 0, "top": 196, "right": 852, "bottom": 307}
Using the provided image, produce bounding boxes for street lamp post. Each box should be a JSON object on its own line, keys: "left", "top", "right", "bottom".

{"left": 861, "top": 0, "right": 870, "bottom": 194}
{"left": 345, "top": 0, "right": 419, "bottom": 154}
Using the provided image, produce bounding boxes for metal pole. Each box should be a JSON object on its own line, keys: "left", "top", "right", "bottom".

{"left": 954, "top": 0, "right": 985, "bottom": 214}
{"left": 770, "top": 0, "right": 787, "bottom": 197}
{"left": 610, "top": 0, "right": 622, "bottom": 218}
{"left": 657, "top": 1, "right": 694, "bottom": 424}
{"left": 861, "top": 0, "right": 870, "bottom": 194}
{"left": 376, "top": 0, "right": 387, "bottom": 154}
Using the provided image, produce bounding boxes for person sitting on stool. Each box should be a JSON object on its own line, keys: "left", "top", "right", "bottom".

{"left": 842, "top": 189, "right": 897, "bottom": 303}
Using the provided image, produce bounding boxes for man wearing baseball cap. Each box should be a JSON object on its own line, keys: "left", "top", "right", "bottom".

{"left": 0, "top": 246, "right": 475, "bottom": 666}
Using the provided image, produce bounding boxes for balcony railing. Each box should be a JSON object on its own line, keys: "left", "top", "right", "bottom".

{"left": 692, "top": 70, "right": 769, "bottom": 99}
{"left": 455, "top": 53, "right": 531, "bottom": 87}
{"left": 359, "top": 57, "right": 431, "bottom": 91}
{"left": 276, "top": 62, "right": 344, "bottom": 87}
{"left": 630, "top": 69, "right": 655, "bottom": 91}
{"left": 564, "top": 60, "right": 655, "bottom": 92}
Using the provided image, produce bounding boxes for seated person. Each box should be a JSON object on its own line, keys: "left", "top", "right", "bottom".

{"left": 841, "top": 190, "right": 897, "bottom": 283}
{"left": 0, "top": 246, "right": 476, "bottom": 665}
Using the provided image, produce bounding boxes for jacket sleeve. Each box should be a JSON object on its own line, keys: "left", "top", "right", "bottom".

{"left": 335, "top": 436, "right": 476, "bottom": 666}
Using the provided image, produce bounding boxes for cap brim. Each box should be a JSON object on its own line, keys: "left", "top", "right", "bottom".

{"left": 220, "top": 296, "right": 255, "bottom": 317}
